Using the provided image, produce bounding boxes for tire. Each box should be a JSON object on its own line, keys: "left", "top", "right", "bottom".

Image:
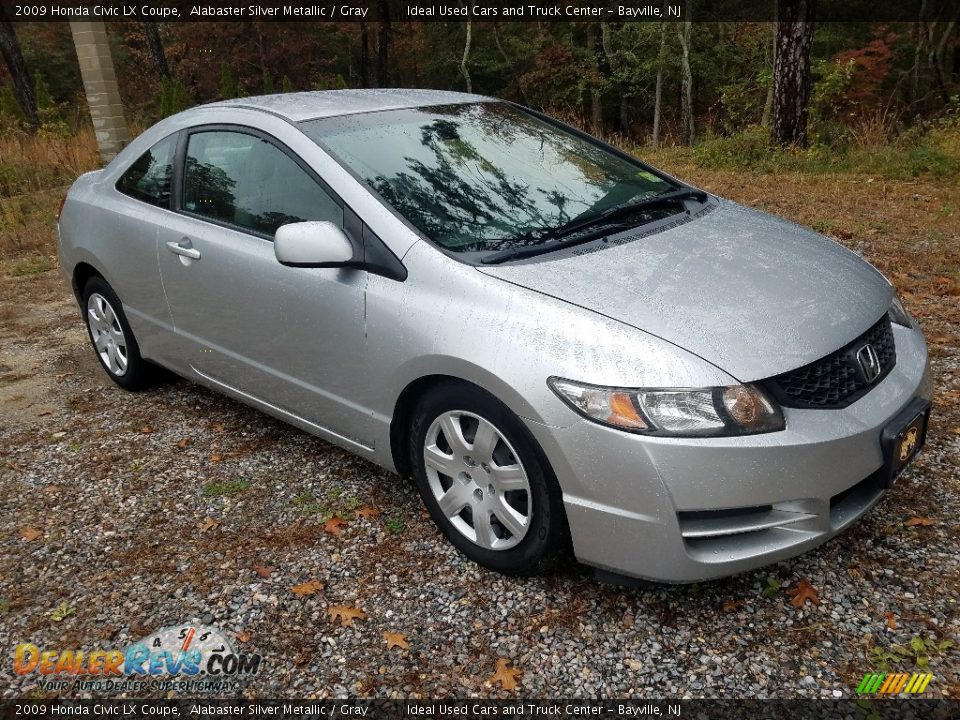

{"left": 81, "top": 276, "right": 156, "bottom": 391}
{"left": 409, "top": 381, "right": 567, "bottom": 576}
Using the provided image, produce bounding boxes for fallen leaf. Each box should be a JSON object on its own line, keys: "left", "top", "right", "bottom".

{"left": 488, "top": 658, "right": 523, "bottom": 691}
{"left": 176, "top": 438, "right": 193, "bottom": 449}
{"left": 236, "top": 630, "right": 252, "bottom": 643}
{"left": 356, "top": 506, "right": 381, "bottom": 519}
{"left": 252, "top": 564, "right": 274, "bottom": 579}
{"left": 383, "top": 631, "right": 409, "bottom": 650}
{"left": 722, "top": 599, "right": 744, "bottom": 613}
{"left": 291, "top": 580, "right": 325, "bottom": 597}
{"left": 623, "top": 658, "right": 643, "bottom": 671}
{"left": 950, "top": 426, "right": 960, "bottom": 436}
{"left": 885, "top": 611, "right": 897, "bottom": 630}
{"left": 139, "top": 425, "right": 154, "bottom": 434}
{"left": 788, "top": 577, "right": 820, "bottom": 609}
{"left": 324, "top": 516, "right": 348, "bottom": 535}
{"left": 327, "top": 605, "right": 367, "bottom": 626}
{"left": 209, "top": 453, "right": 223, "bottom": 463}
{"left": 55, "top": 372, "right": 73, "bottom": 379}
{"left": 42, "top": 484, "right": 63, "bottom": 494}
{"left": 20, "top": 527, "right": 42, "bottom": 541}
{"left": 212, "top": 423, "right": 225, "bottom": 433}
{"left": 198, "top": 517, "right": 219, "bottom": 533}
{"left": 905, "top": 516, "right": 936, "bottom": 527}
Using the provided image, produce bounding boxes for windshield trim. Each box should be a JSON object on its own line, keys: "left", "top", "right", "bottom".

{"left": 298, "top": 101, "right": 702, "bottom": 266}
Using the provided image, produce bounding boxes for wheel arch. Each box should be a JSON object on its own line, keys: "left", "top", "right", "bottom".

{"left": 388, "top": 370, "right": 554, "bottom": 480}
{"left": 390, "top": 374, "right": 461, "bottom": 478}
{"left": 71, "top": 261, "right": 104, "bottom": 303}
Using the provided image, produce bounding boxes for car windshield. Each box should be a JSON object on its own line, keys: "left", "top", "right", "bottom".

{"left": 299, "top": 102, "right": 678, "bottom": 253}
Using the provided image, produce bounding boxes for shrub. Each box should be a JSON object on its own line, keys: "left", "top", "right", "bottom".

{"left": 692, "top": 126, "right": 773, "bottom": 170}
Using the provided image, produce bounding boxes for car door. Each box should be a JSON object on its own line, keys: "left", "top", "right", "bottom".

{"left": 157, "top": 126, "right": 372, "bottom": 449}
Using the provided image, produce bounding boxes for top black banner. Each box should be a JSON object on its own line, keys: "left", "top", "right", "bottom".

{"left": 0, "top": 0, "right": 942, "bottom": 23}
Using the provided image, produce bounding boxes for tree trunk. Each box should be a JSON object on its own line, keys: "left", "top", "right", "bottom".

{"left": 600, "top": 21, "right": 629, "bottom": 135}
{"left": 360, "top": 22, "right": 369, "bottom": 88}
{"left": 771, "top": 0, "right": 815, "bottom": 148}
{"left": 140, "top": 21, "right": 169, "bottom": 81}
{"left": 0, "top": 9, "right": 39, "bottom": 129}
{"left": 652, "top": 19, "right": 667, "bottom": 147}
{"left": 761, "top": 18, "right": 776, "bottom": 127}
{"left": 460, "top": 6, "right": 472, "bottom": 93}
{"left": 492, "top": 21, "right": 528, "bottom": 104}
{"left": 377, "top": 0, "right": 391, "bottom": 88}
{"left": 929, "top": 10, "right": 959, "bottom": 102}
{"left": 70, "top": 21, "right": 127, "bottom": 162}
{"left": 586, "top": 23, "right": 602, "bottom": 135}
{"left": 910, "top": 0, "right": 928, "bottom": 106}
{"left": 676, "top": 11, "right": 694, "bottom": 145}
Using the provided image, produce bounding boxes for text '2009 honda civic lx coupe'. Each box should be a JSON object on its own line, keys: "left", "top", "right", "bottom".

{"left": 58, "top": 89, "right": 932, "bottom": 582}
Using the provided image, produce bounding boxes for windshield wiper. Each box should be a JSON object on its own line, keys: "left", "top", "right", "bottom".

{"left": 550, "top": 187, "right": 708, "bottom": 239}
{"left": 481, "top": 187, "right": 708, "bottom": 265}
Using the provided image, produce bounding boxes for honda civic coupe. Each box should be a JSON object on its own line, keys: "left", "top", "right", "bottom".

{"left": 58, "top": 90, "right": 932, "bottom": 582}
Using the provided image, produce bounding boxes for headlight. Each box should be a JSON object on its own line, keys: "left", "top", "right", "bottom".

{"left": 889, "top": 292, "right": 913, "bottom": 328}
{"left": 548, "top": 378, "right": 784, "bottom": 437}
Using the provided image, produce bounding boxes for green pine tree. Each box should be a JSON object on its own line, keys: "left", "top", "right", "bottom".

{"left": 0, "top": 83, "right": 25, "bottom": 121}
{"left": 34, "top": 72, "right": 53, "bottom": 110}
{"left": 219, "top": 63, "right": 238, "bottom": 99}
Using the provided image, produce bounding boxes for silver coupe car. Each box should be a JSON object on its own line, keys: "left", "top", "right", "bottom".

{"left": 58, "top": 89, "right": 932, "bottom": 582}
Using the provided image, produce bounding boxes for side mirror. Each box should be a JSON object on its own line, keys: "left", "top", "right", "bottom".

{"left": 274, "top": 221, "right": 356, "bottom": 268}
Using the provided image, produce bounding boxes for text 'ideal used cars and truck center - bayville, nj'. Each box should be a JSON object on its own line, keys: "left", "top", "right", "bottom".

{"left": 18, "top": 3, "right": 684, "bottom": 19}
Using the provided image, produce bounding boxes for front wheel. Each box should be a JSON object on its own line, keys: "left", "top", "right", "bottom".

{"left": 409, "top": 382, "right": 567, "bottom": 575}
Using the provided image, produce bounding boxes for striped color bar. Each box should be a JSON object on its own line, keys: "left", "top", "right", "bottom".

{"left": 857, "top": 672, "right": 933, "bottom": 694}
{"left": 904, "top": 673, "right": 934, "bottom": 694}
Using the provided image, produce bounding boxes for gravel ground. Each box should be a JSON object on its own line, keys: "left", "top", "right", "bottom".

{"left": 1, "top": 265, "right": 958, "bottom": 700}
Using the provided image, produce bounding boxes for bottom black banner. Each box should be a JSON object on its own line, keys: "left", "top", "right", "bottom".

{"left": 1, "top": 700, "right": 957, "bottom": 720}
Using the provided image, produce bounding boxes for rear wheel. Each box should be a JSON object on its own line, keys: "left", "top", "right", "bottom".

{"left": 82, "top": 276, "right": 156, "bottom": 391}
{"left": 409, "top": 382, "right": 567, "bottom": 575}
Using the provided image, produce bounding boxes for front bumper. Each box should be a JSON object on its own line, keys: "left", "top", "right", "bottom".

{"left": 527, "top": 323, "right": 932, "bottom": 582}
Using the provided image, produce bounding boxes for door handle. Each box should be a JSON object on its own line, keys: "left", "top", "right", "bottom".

{"left": 166, "top": 239, "right": 201, "bottom": 260}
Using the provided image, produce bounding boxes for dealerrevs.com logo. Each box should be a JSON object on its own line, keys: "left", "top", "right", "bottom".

{"left": 14, "top": 622, "right": 261, "bottom": 693}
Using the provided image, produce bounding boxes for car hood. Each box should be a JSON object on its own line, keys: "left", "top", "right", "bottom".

{"left": 478, "top": 199, "right": 893, "bottom": 382}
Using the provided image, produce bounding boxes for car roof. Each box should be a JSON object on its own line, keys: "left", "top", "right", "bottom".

{"left": 203, "top": 89, "right": 495, "bottom": 123}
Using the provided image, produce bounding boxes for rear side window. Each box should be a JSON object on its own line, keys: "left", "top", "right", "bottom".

{"left": 116, "top": 135, "right": 176, "bottom": 208}
{"left": 182, "top": 130, "right": 342, "bottom": 237}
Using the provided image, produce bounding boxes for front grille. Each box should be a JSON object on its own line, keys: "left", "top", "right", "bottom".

{"left": 765, "top": 314, "right": 896, "bottom": 409}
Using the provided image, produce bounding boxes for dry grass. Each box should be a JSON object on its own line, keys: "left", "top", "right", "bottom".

{"left": 0, "top": 128, "right": 100, "bottom": 266}
{"left": 0, "top": 188, "right": 65, "bottom": 265}
{"left": 0, "top": 126, "right": 100, "bottom": 197}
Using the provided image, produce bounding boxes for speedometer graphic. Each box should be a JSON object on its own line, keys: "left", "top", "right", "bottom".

{"left": 125, "top": 623, "right": 241, "bottom": 676}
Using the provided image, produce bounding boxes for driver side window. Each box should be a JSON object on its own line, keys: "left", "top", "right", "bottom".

{"left": 182, "top": 130, "right": 343, "bottom": 237}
